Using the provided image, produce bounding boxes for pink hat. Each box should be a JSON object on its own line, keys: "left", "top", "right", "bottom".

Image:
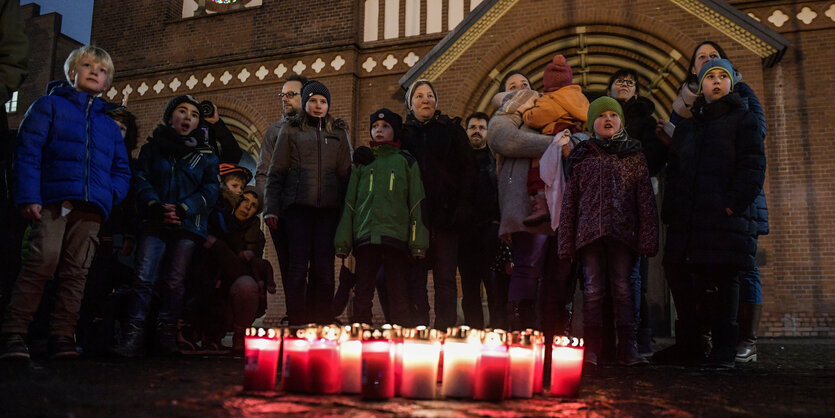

{"left": 543, "top": 55, "right": 573, "bottom": 93}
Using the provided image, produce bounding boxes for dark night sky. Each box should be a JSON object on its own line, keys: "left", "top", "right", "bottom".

{"left": 20, "top": 0, "right": 94, "bottom": 44}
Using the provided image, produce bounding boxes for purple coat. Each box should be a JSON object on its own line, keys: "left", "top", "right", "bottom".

{"left": 558, "top": 138, "right": 658, "bottom": 259}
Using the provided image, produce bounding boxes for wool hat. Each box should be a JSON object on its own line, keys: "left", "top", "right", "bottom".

{"left": 499, "top": 89, "right": 540, "bottom": 115}
{"left": 163, "top": 94, "right": 201, "bottom": 125}
{"left": 698, "top": 58, "right": 736, "bottom": 93}
{"left": 587, "top": 96, "right": 625, "bottom": 125}
{"left": 219, "top": 163, "right": 253, "bottom": 184}
{"left": 301, "top": 80, "right": 330, "bottom": 110}
{"left": 369, "top": 108, "right": 403, "bottom": 141}
{"left": 543, "top": 54, "right": 573, "bottom": 93}
{"left": 405, "top": 79, "right": 438, "bottom": 110}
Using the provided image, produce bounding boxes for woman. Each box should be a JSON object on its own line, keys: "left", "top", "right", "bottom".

{"left": 400, "top": 79, "right": 476, "bottom": 330}
{"left": 264, "top": 80, "right": 352, "bottom": 325}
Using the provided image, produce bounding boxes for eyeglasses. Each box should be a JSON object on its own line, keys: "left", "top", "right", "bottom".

{"left": 614, "top": 79, "right": 636, "bottom": 87}
{"left": 278, "top": 92, "right": 300, "bottom": 99}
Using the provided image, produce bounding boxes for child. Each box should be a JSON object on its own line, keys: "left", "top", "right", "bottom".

{"left": 0, "top": 45, "right": 131, "bottom": 360}
{"left": 219, "top": 163, "right": 251, "bottom": 197}
{"left": 558, "top": 96, "right": 658, "bottom": 366}
{"left": 521, "top": 54, "right": 590, "bottom": 226}
{"left": 114, "top": 95, "right": 219, "bottom": 357}
{"left": 334, "top": 108, "right": 429, "bottom": 326}
{"left": 660, "top": 58, "right": 764, "bottom": 368}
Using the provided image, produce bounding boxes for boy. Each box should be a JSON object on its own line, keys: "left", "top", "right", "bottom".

{"left": 219, "top": 163, "right": 251, "bottom": 197}
{"left": 334, "top": 108, "right": 429, "bottom": 326}
{"left": 1, "top": 46, "right": 131, "bottom": 360}
{"left": 114, "top": 95, "right": 219, "bottom": 357}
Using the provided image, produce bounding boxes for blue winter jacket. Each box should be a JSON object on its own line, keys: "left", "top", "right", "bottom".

{"left": 134, "top": 125, "right": 219, "bottom": 239}
{"left": 14, "top": 81, "right": 131, "bottom": 218}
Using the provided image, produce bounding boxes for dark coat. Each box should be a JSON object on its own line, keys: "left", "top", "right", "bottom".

{"left": 619, "top": 96, "right": 666, "bottom": 177}
{"left": 661, "top": 93, "right": 765, "bottom": 268}
{"left": 401, "top": 111, "right": 477, "bottom": 231}
{"left": 558, "top": 136, "right": 659, "bottom": 259}
{"left": 468, "top": 147, "right": 500, "bottom": 229}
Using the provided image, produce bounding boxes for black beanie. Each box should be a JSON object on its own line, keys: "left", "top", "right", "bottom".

{"left": 163, "top": 94, "right": 201, "bottom": 125}
{"left": 301, "top": 80, "right": 330, "bottom": 110}
{"left": 369, "top": 108, "right": 402, "bottom": 141}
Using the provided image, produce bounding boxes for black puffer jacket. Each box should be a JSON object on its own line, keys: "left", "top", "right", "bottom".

{"left": 401, "top": 111, "right": 476, "bottom": 231}
{"left": 661, "top": 93, "right": 765, "bottom": 269}
{"left": 618, "top": 96, "right": 666, "bottom": 176}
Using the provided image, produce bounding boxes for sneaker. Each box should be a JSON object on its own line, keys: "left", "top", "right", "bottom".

{"left": 0, "top": 333, "right": 30, "bottom": 360}
{"left": 49, "top": 336, "right": 80, "bottom": 359}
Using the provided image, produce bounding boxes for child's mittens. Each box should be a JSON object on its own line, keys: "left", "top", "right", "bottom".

{"left": 147, "top": 202, "right": 165, "bottom": 221}
{"left": 175, "top": 204, "right": 188, "bottom": 220}
{"left": 353, "top": 146, "right": 375, "bottom": 166}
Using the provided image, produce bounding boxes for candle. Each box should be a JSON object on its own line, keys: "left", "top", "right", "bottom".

{"left": 243, "top": 327, "right": 280, "bottom": 391}
{"left": 392, "top": 325, "right": 404, "bottom": 396}
{"left": 441, "top": 326, "right": 481, "bottom": 398}
{"left": 307, "top": 325, "right": 341, "bottom": 394}
{"left": 532, "top": 330, "right": 545, "bottom": 394}
{"left": 474, "top": 330, "right": 509, "bottom": 402}
{"left": 339, "top": 323, "right": 365, "bottom": 394}
{"left": 550, "top": 336, "right": 585, "bottom": 398}
{"left": 508, "top": 332, "right": 535, "bottom": 398}
{"left": 361, "top": 328, "right": 395, "bottom": 400}
{"left": 400, "top": 326, "right": 441, "bottom": 399}
{"left": 280, "top": 327, "right": 310, "bottom": 393}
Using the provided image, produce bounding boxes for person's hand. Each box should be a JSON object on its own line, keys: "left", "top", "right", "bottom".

{"left": 204, "top": 103, "right": 220, "bottom": 124}
{"left": 503, "top": 261, "right": 513, "bottom": 276}
{"left": 266, "top": 282, "right": 277, "bottom": 294}
{"left": 120, "top": 237, "right": 135, "bottom": 256}
{"left": 656, "top": 120, "right": 673, "bottom": 145}
{"left": 203, "top": 234, "right": 217, "bottom": 248}
{"left": 162, "top": 203, "right": 181, "bottom": 225}
{"left": 725, "top": 208, "right": 734, "bottom": 216}
{"left": 20, "top": 203, "right": 42, "bottom": 220}
{"left": 238, "top": 250, "right": 254, "bottom": 262}
{"left": 264, "top": 214, "right": 278, "bottom": 230}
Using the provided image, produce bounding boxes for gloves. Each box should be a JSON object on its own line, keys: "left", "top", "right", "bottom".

{"left": 175, "top": 204, "right": 187, "bottom": 220}
{"left": 147, "top": 202, "right": 165, "bottom": 221}
{"left": 353, "top": 146, "right": 375, "bottom": 166}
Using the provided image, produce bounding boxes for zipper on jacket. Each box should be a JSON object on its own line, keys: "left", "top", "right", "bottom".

{"left": 389, "top": 170, "right": 394, "bottom": 191}
{"left": 369, "top": 168, "right": 374, "bottom": 192}
{"left": 317, "top": 118, "right": 322, "bottom": 207}
{"left": 412, "top": 220, "right": 416, "bottom": 241}
{"left": 84, "top": 97, "right": 93, "bottom": 201}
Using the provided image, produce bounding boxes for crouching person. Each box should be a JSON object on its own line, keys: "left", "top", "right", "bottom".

{"left": 114, "top": 95, "right": 219, "bottom": 357}
{"left": 334, "top": 109, "right": 428, "bottom": 326}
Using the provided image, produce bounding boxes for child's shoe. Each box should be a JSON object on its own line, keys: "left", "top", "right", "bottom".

{"left": 0, "top": 333, "right": 30, "bottom": 360}
{"left": 112, "top": 323, "right": 144, "bottom": 358}
{"left": 49, "top": 335, "right": 80, "bottom": 359}
{"left": 523, "top": 193, "right": 550, "bottom": 226}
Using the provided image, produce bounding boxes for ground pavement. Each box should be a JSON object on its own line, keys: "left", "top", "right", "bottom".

{"left": 1, "top": 338, "right": 833, "bottom": 416}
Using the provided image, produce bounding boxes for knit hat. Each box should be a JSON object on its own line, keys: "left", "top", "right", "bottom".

{"left": 301, "top": 80, "right": 330, "bottom": 110}
{"left": 587, "top": 96, "right": 625, "bottom": 125}
{"left": 163, "top": 94, "right": 201, "bottom": 125}
{"left": 543, "top": 55, "right": 573, "bottom": 93}
{"left": 698, "top": 58, "right": 736, "bottom": 94}
{"left": 219, "top": 163, "right": 253, "bottom": 184}
{"left": 369, "top": 108, "right": 403, "bottom": 141}
{"left": 499, "top": 89, "right": 540, "bottom": 115}
{"left": 405, "top": 79, "right": 438, "bottom": 110}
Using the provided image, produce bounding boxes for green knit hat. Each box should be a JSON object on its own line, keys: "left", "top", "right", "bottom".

{"left": 587, "top": 96, "right": 624, "bottom": 125}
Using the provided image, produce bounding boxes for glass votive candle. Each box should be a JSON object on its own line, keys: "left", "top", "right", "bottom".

{"left": 280, "top": 326, "right": 311, "bottom": 393}
{"left": 391, "top": 325, "right": 404, "bottom": 396}
{"left": 339, "top": 323, "right": 365, "bottom": 394}
{"left": 307, "top": 325, "right": 342, "bottom": 394}
{"left": 509, "top": 331, "right": 535, "bottom": 398}
{"left": 441, "top": 326, "right": 481, "bottom": 398}
{"left": 474, "top": 329, "right": 509, "bottom": 402}
{"left": 532, "top": 330, "right": 545, "bottom": 394}
{"left": 361, "top": 328, "right": 395, "bottom": 400}
{"left": 243, "top": 327, "right": 280, "bottom": 391}
{"left": 400, "top": 326, "right": 441, "bottom": 399}
{"left": 550, "top": 336, "right": 585, "bottom": 398}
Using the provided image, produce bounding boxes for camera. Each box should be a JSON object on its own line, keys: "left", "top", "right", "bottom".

{"left": 199, "top": 100, "right": 215, "bottom": 118}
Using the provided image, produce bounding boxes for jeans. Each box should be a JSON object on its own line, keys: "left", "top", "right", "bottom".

{"left": 458, "top": 223, "right": 500, "bottom": 329}
{"left": 579, "top": 237, "right": 636, "bottom": 328}
{"left": 407, "top": 228, "right": 459, "bottom": 329}
{"left": 283, "top": 206, "right": 339, "bottom": 325}
{"left": 508, "top": 232, "right": 549, "bottom": 302}
{"left": 629, "top": 256, "right": 649, "bottom": 327}
{"left": 128, "top": 230, "right": 197, "bottom": 325}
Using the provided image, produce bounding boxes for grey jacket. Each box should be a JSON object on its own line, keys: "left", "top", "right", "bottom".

{"left": 486, "top": 112, "right": 555, "bottom": 238}
{"left": 255, "top": 116, "right": 287, "bottom": 198}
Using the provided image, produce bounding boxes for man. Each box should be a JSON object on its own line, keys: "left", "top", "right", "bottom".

{"left": 257, "top": 73, "right": 308, "bottom": 323}
{"left": 457, "top": 112, "right": 506, "bottom": 329}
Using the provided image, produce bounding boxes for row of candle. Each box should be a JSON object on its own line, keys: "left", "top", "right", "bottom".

{"left": 243, "top": 324, "right": 585, "bottom": 400}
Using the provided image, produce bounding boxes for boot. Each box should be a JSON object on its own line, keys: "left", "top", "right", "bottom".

{"left": 705, "top": 320, "right": 737, "bottom": 369}
{"left": 600, "top": 322, "right": 617, "bottom": 365}
{"left": 507, "top": 302, "right": 522, "bottom": 331}
{"left": 652, "top": 320, "right": 706, "bottom": 365}
{"left": 736, "top": 303, "right": 761, "bottom": 363}
{"left": 112, "top": 323, "right": 144, "bottom": 358}
{"left": 583, "top": 326, "right": 602, "bottom": 366}
{"left": 617, "top": 326, "right": 648, "bottom": 366}
{"left": 637, "top": 327, "right": 653, "bottom": 355}
{"left": 522, "top": 194, "right": 550, "bottom": 227}
{"left": 156, "top": 322, "right": 179, "bottom": 355}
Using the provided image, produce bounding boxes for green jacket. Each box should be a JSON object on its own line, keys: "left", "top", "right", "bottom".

{"left": 334, "top": 145, "right": 429, "bottom": 256}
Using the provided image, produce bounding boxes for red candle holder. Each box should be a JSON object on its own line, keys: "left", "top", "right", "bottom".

{"left": 400, "top": 326, "right": 441, "bottom": 399}
{"left": 339, "top": 323, "right": 366, "bottom": 394}
{"left": 441, "top": 326, "right": 481, "bottom": 398}
{"left": 280, "top": 326, "right": 311, "bottom": 393}
{"left": 391, "top": 325, "right": 404, "bottom": 396}
{"left": 243, "top": 327, "right": 280, "bottom": 391}
{"left": 550, "top": 336, "right": 585, "bottom": 398}
{"left": 509, "top": 331, "right": 535, "bottom": 398}
{"left": 474, "top": 329, "right": 509, "bottom": 402}
{"left": 361, "top": 328, "right": 395, "bottom": 400}
{"left": 532, "top": 330, "right": 545, "bottom": 394}
{"left": 307, "top": 325, "right": 342, "bottom": 394}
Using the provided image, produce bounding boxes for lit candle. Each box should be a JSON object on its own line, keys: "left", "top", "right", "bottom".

{"left": 532, "top": 330, "right": 545, "bottom": 394}
{"left": 361, "top": 328, "right": 395, "bottom": 400}
{"left": 392, "top": 325, "right": 404, "bottom": 396}
{"left": 474, "top": 330, "right": 509, "bottom": 402}
{"left": 280, "top": 327, "right": 310, "bottom": 393}
{"left": 243, "top": 327, "right": 280, "bottom": 391}
{"left": 508, "top": 331, "right": 535, "bottom": 398}
{"left": 550, "top": 336, "right": 584, "bottom": 398}
{"left": 339, "top": 323, "right": 365, "bottom": 394}
{"left": 441, "top": 326, "right": 481, "bottom": 398}
{"left": 307, "top": 325, "right": 341, "bottom": 394}
{"left": 400, "top": 326, "right": 441, "bottom": 399}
